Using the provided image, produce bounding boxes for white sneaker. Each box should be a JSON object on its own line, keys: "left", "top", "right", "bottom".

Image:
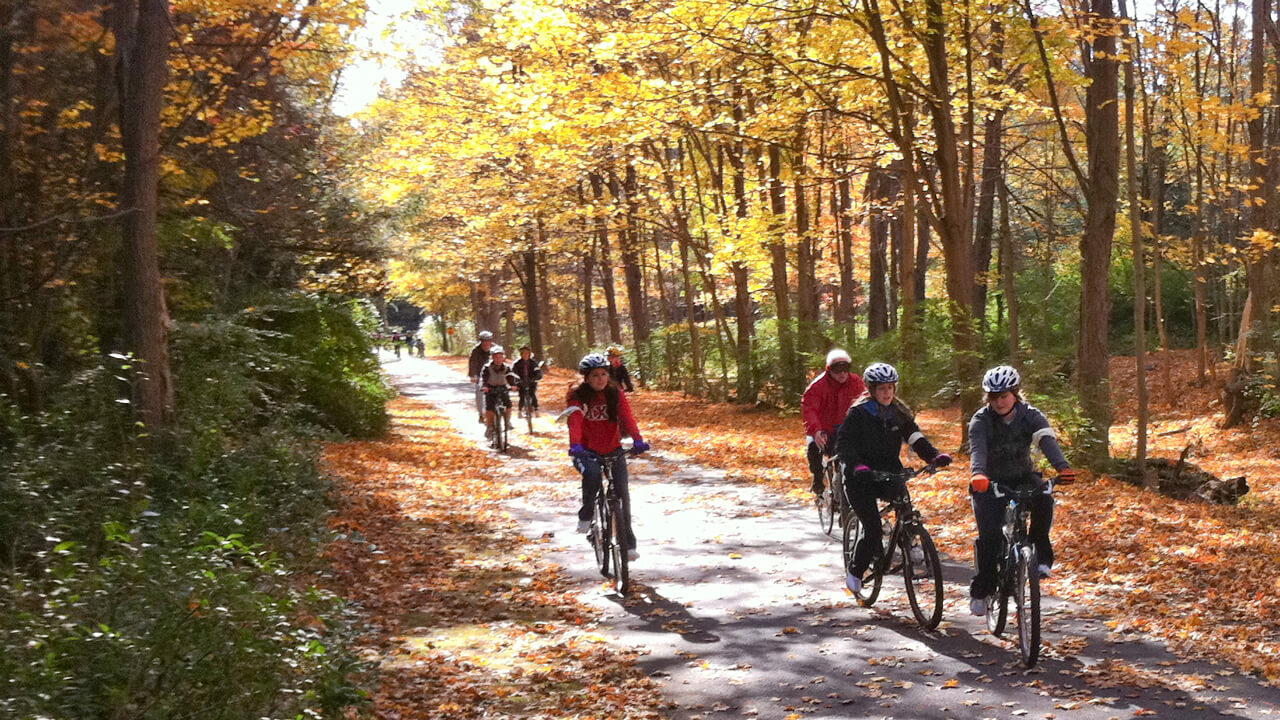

{"left": 845, "top": 572, "right": 863, "bottom": 593}
{"left": 1037, "top": 564, "right": 1052, "bottom": 579}
{"left": 970, "top": 597, "right": 987, "bottom": 616}
{"left": 576, "top": 520, "right": 590, "bottom": 533}
{"left": 627, "top": 549, "right": 639, "bottom": 561}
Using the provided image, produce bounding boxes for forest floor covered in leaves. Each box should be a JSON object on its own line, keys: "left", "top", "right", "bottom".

{"left": 323, "top": 350, "right": 1280, "bottom": 719}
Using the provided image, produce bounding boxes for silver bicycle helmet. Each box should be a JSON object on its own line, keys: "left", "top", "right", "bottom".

{"left": 578, "top": 352, "right": 609, "bottom": 374}
{"left": 489, "top": 345, "right": 505, "bottom": 355}
{"left": 982, "top": 365, "right": 1021, "bottom": 393}
{"left": 863, "top": 362, "right": 899, "bottom": 385}
{"left": 478, "top": 330, "right": 494, "bottom": 340}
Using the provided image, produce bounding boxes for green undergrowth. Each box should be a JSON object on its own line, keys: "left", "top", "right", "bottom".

{"left": 0, "top": 293, "right": 387, "bottom": 719}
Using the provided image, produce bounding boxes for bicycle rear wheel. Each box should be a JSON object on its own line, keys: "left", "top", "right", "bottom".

{"left": 591, "top": 497, "right": 609, "bottom": 577}
{"left": 608, "top": 497, "right": 630, "bottom": 594}
{"left": 498, "top": 411, "right": 509, "bottom": 452}
{"left": 524, "top": 403, "right": 534, "bottom": 434}
{"left": 1014, "top": 545, "right": 1041, "bottom": 667}
{"left": 902, "top": 524, "right": 944, "bottom": 629}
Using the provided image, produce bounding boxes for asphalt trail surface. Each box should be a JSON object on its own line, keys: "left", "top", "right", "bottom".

{"left": 387, "top": 355, "right": 1280, "bottom": 720}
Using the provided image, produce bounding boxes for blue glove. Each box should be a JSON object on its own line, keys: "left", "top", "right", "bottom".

{"left": 568, "top": 443, "right": 587, "bottom": 458}
{"left": 631, "top": 439, "right": 650, "bottom": 454}
{"left": 933, "top": 453, "right": 952, "bottom": 468}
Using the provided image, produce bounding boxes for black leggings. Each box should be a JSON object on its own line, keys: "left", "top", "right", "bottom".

{"left": 844, "top": 473, "right": 908, "bottom": 577}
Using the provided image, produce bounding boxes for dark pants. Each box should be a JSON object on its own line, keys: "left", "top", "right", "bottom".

{"left": 844, "top": 472, "right": 908, "bottom": 578}
{"left": 574, "top": 452, "right": 635, "bottom": 550}
{"left": 806, "top": 441, "right": 830, "bottom": 494}
{"left": 970, "top": 483, "right": 1055, "bottom": 598}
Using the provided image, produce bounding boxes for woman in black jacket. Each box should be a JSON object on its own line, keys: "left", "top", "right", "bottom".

{"left": 836, "top": 362, "right": 950, "bottom": 593}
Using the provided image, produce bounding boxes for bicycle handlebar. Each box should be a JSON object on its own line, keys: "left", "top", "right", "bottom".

{"left": 989, "top": 472, "right": 1070, "bottom": 498}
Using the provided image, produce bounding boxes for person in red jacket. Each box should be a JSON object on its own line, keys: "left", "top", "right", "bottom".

{"left": 565, "top": 352, "right": 650, "bottom": 559}
{"left": 801, "top": 349, "right": 866, "bottom": 498}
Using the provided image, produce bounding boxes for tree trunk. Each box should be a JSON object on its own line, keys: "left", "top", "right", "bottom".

{"left": 582, "top": 251, "right": 596, "bottom": 349}
{"left": 1122, "top": 0, "right": 1151, "bottom": 487}
{"left": 114, "top": 0, "right": 174, "bottom": 430}
{"left": 866, "top": 168, "right": 893, "bottom": 339}
{"left": 767, "top": 142, "right": 797, "bottom": 397}
{"left": 618, "top": 163, "right": 649, "bottom": 383}
{"left": 999, "top": 179, "right": 1019, "bottom": 356}
{"left": 836, "top": 171, "right": 857, "bottom": 327}
{"left": 520, "top": 248, "right": 543, "bottom": 360}
{"left": 1077, "top": 0, "right": 1121, "bottom": 465}
{"left": 590, "top": 172, "right": 623, "bottom": 343}
{"left": 794, "top": 128, "right": 818, "bottom": 360}
{"left": 973, "top": 13, "right": 1006, "bottom": 330}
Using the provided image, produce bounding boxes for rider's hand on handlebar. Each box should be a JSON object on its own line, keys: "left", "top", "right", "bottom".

{"left": 631, "top": 439, "right": 650, "bottom": 455}
{"left": 1056, "top": 468, "right": 1077, "bottom": 485}
{"left": 933, "top": 453, "right": 952, "bottom": 468}
{"left": 970, "top": 473, "right": 990, "bottom": 493}
{"left": 569, "top": 443, "right": 587, "bottom": 458}
{"left": 814, "top": 431, "right": 828, "bottom": 450}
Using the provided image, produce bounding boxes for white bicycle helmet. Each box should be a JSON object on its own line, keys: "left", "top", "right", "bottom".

{"left": 478, "top": 330, "right": 493, "bottom": 340}
{"left": 489, "top": 345, "right": 505, "bottom": 355}
{"left": 982, "top": 365, "right": 1021, "bottom": 393}
{"left": 863, "top": 362, "right": 899, "bottom": 385}
{"left": 578, "top": 352, "right": 609, "bottom": 374}
{"left": 825, "top": 348, "right": 852, "bottom": 368}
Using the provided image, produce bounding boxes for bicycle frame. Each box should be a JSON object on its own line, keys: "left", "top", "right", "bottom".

{"left": 987, "top": 474, "right": 1055, "bottom": 665}
{"left": 583, "top": 448, "right": 632, "bottom": 594}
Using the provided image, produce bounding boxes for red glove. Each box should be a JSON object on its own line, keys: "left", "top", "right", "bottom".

{"left": 1056, "top": 468, "right": 1077, "bottom": 485}
{"left": 970, "top": 474, "right": 990, "bottom": 493}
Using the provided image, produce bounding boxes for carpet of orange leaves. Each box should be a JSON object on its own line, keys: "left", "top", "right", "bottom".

{"left": 322, "top": 395, "right": 666, "bottom": 719}
{"left": 617, "top": 350, "right": 1280, "bottom": 682}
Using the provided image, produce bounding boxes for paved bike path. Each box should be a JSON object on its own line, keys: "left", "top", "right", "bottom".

{"left": 388, "top": 355, "right": 1280, "bottom": 719}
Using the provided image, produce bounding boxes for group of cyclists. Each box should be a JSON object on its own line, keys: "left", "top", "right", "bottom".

{"left": 465, "top": 329, "right": 1076, "bottom": 620}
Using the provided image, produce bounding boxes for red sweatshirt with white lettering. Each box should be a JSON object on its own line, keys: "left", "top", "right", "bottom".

{"left": 567, "top": 389, "right": 642, "bottom": 455}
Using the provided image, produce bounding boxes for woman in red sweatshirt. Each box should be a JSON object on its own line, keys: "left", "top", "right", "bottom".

{"left": 565, "top": 352, "right": 650, "bottom": 559}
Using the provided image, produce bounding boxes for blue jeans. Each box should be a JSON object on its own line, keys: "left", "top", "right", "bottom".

{"left": 574, "top": 451, "right": 635, "bottom": 550}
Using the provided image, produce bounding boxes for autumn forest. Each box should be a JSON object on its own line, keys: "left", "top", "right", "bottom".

{"left": 3, "top": 0, "right": 1280, "bottom": 716}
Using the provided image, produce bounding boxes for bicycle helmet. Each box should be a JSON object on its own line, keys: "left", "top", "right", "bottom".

{"left": 982, "top": 365, "right": 1021, "bottom": 393}
{"left": 489, "top": 345, "right": 505, "bottom": 355}
{"left": 478, "top": 330, "right": 493, "bottom": 340}
{"left": 578, "top": 352, "right": 609, "bottom": 374}
{"left": 607, "top": 345, "right": 625, "bottom": 357}
{"left": 825, "top": 349, "right": 852, "bottom": 368}
{"left": 863, "top": 362, "right": 899, "bottom": 385}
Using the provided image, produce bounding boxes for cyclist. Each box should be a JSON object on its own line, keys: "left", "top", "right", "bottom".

{"left": 607, "top": 346, "right": 635, "bottom": 392}
{"left": 836, "top": 362, "right": 950, "bottom": 593}
{"left": 468, "top": 330, "right": 495, "bottom": 423}
{"left": 801, "top": 349, "right": 866, "bottom": 499}
{"left": 566, "top": 353, "right": 650, "bottom": 559}
{"left": 966, "top": 365, "right": 1076, "bottom": 616}
{"left": 513, "top": 345, "right": 543, "bottom": 414}
{"left": 480, "top": 345, "right": 519, "bottom": 438}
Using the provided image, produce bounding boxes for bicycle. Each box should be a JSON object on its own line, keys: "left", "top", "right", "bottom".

{"left": 983, "top": 473, "right": 1067, "bottom": 667}
{"left": 816, "top": 453, "right": 848, "bottom": 537}
{"left": 488, "top": 388, "right": 511, "bottom": 452}
{"left": 843, "top": 463, "right": 946, "bottom": 629}
{"left": 583, "top": 446, "right": 641, "bottom": 594}
{"left": 518, "top": 383, "right": 538, "bottom": 434}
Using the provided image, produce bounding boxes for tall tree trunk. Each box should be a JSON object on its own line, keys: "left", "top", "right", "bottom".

{"left": 1122, "top": 0, "right": 1151, "bottom": 486}
{"left": 582, "top": 251, "right": 596, "bottom": 349}
{"left": 973, "top": 12, "right": 1006, "bottom": 330}
{"left": 767, "top": 142, "right": 797, "bottom": 397}
{"left": 866, "top": 168, "right": 892, "bottom": 338}
{"left": 998, "top": 179, "right": 1019, "bottom": 356}
{"left": 114, "top": 0, "right": 174, "bottom": 430}
{"left": 1078, "top": 0, "right": 1121, "bottom": 464}
{"left": 590, "top": 172, "right": 623, "bottom": 343}
{"left": 520, "top": 247, "right": 543, "bottom": 360}
{"left": 618, "top": 163, "right": 649, "bottom": 383}
{"left": 836, "top": 171, "right": 857, "bottom": 327}
{"left": 794, "top": 128, "right": 818, "bottom": 360}
{"left": 729, "top": 86, "right": 756, "bottom": 403}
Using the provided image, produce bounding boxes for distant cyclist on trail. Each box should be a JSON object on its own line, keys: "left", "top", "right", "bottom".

{"left": 467, "top": 330, "right": 495, "bottom": 423}
{"left": 801, "top": 349, "right": 866, "bottom": 499}
{"left": 966, "top": 365, "right": 1076, "bottom": 616}
{"left": 607, "top": 346, "right": 635, "bottom": 392}
{"left": 480, "top": 346, "right": 519, "bottom": 438}
{"left": 836, "top": 362, "right": 950, "bottom": 593}
{"left": 565, "top": 353, "right": 649, "bottom": 560}
{"left": 512, "top": 345, "right": 543, "bottom": 415}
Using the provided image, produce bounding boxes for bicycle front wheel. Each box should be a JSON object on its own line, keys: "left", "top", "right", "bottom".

{"left": 902, "top": 524, "right": 944, "bottom": 629}
{"left": 524, "top": 403, "right": 534, "bottom": 434}
{"left": 591, "top": 498, "right": 609, "bottom": 577}
{"left": 1014, "top": 544, "right": 1041, "bottom": 666}
{"left": 608, "top": 497, "right": 630, "bottom": 594}
{"left": 498, "top": 411, "right": 510, "bottom": 451}
{"left": 817, "top": 465, "right": 836, "bottom": 536}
